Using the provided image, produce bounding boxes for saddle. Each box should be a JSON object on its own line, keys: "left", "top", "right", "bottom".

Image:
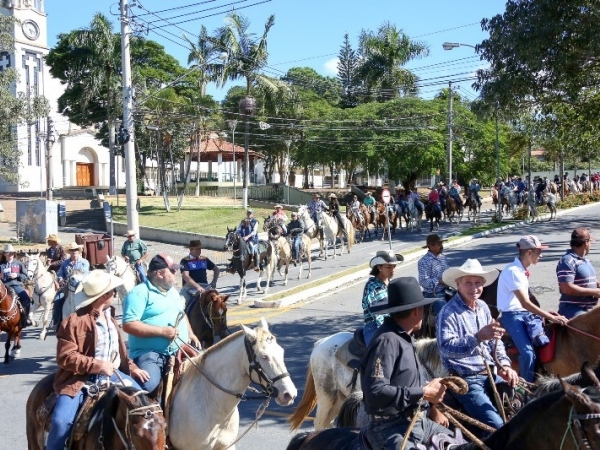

{"left": 502, "top": 325, "right": 556, "bottom": 367}
{"left": 162, "top": 343, "right": 201, "bottom": 418}
{"left": 335, "top": 328, "right": 366, "bottom": 371}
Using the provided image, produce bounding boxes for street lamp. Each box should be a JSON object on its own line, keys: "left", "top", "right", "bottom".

{"left": 284, "top": 139, "right": 292, "bottom": 205}
{"left": 442, "top": 42, "right": 476, "bottom": 50}
{"left": 227, "top": 119, "right": 238, "bottom": 206}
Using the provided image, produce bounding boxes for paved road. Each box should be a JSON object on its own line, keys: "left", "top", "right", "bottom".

{"left": 2, "top": 203, "right": 596, "bottom": 449}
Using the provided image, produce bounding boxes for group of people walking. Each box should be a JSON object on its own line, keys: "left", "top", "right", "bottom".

{"left": 358, "top": 227, "right": 598, "bottom": 448}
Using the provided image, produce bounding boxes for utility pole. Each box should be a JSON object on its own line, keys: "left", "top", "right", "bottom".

{"left": 284, "top": 139, "right": 292, "bottom": 205}
{"left": 109, "top": 119, "right": 116, "bottom": 195}
{"left": 120, "top": 0, "right": 139, "bottom": 234}
{"left": 495, "top": 114, "right": 500, "bottom": 179}
{"left": 447, "top": 81, "right": 453, "bottom": 186}
{"left": 46, "top": 117, "right": 55, "bottom": 201}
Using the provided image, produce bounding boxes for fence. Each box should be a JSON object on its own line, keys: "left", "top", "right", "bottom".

{"left": 162, "top": 184, "right": 282, "bottom": 201}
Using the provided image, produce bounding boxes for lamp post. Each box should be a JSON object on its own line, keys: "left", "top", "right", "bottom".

{"left": 447, "top": 81, "right": 453, "bottom": 186}
{"left": 227, "top": 119, "right": 238, "bottom": 206}
{"left": 284, "top": 139, "right": 292, "bottom": 205}
{"left": 37, "top": 131, "right": 46, "bottom": 199}
{"left": 114, "top": 118, "right": 122, "bottom": 206}
{"left": 45, "top": 117, "right": 55, "bottom": 201}
{"left": 442, "top": 42, "right": 476, "bottom": 50}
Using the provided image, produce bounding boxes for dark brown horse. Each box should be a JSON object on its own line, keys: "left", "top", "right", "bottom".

{"left": 374, "top": 202, "right": 391, "bottom": 240}
{"left": 445, "top": 197, "right": 462, "bottom": 223}
{"left": 346, "top": 205, "right": 371, "bottom": 243}
{"left": 286, "top": 365, "right": 600, "bottom": 450}
{"left": 424, "top": 201, "right": 441, "bottom": 232}
{"left": 187, "top": 289, "right": 231, "bottom": 348}
{"left": 26, "top": 373, "right": 166, "bottom": 450}
{"left": 0, "top": 280, "right": 23, "bottom": 363}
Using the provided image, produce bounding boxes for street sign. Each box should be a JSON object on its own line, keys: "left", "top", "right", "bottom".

{"left": 381, "top": 188, "right": 391, "bottom": 204}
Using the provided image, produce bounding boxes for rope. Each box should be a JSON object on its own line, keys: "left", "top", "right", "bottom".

{"left": 441, "top": 407, "right": 492, "bottom": 450}
{"left": 488, "top": 340, "right": 507, "bottom": 422}
{"left": 437, "top": 403, "right": 496, "bottom": 433}
{"left": 559, "top": 406, "right": 577, "bottom": 450}
{"left": 564, "top": 323, "right": 600, "bottom": 342}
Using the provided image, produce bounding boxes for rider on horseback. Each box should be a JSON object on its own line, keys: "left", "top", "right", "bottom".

{"left": 286, "top": 212, "right": 304, "bottom": 264}
{"left": 408, "top": 188, "right": 424, "bottom": 215}
{"left": 448, "top": 180, "right": 462, "bottom": 211}
{"left": 328, "top": 193, "right": 347, "bottom": 236}
{"left": 464, "top": 179, "right": 482, "bottom": 208}
{"left": 1, "top": 244, "right": 32, "bottom": 327}
{"left": 307, "top": 193, "right": 328, "bottom": 238}
{"left": 395, "top": 189, "right": 408, "bottom": 217}
{"left": 180, "top": 239, "right": 220, "bottom": 308}
{"left": 350, "top": 195, "right": 364, "bottom": 225}
{"left": 121, "top": 230, "right": 149, "bottom": 283}
{"left": 364, "top": 191, "right": 375, "bottom": 215}
{"left": 515, "top": 177, "right": 526, "bottom": 205}
{"left": 270, "top": 205, "right": 288, "bottom": 235}
{"left": 236, "top": 210, "right": 260, "bottom": 271}
{"left": 361, "top": 277, "right": 452, "bottom": 449}
{"left": 437, "top": 181, "right": 447, "bottom": 211}
{"left": 45, "top": 234, "right": 65, "bottom": 273}
{"left": 428, "top": 186, "right": 442, "bottom": 214}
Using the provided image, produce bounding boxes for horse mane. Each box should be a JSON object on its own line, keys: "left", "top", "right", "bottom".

{"left": 89, "top": 385, "right": 121, "bottom": 439}
{"left": 415, "top": 338, "right": 448, "bottom": 378}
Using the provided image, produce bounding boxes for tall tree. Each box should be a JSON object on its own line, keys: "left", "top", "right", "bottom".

{"left": 337, "top": 33, "right": 359, "bottom": 108}
{"left": 356, "top": 22, "right": 429, "bottom": 101}
{"left": 184, "top": 25, "right": 220, "bottom": 98}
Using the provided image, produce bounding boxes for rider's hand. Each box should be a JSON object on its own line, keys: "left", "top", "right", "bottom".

{"left": 189, "top": 334, "right": 201, "bottom": 349}
{"left": 9, "top": 273, "right": 17, "bottom": 279}
{"left": 131, "top": 367, "right": 151, "bottom": 383}
{"left": 423, "top": 378, "right": 447, "bottom": 404}
{"left": 476, "top": 321, "right": 505, "bottom": 342}
{"left": 123, "top": 256, "right": 130, "bottom": 262}
{"left": 547, "top": 312, "right": 569, "bottom": 326}
{"left": 162, "top": 326, "right": 179, "bottom": 341}
{"left": 499, "top": 366, "right": 519, "bottom": 387}
{"left": 99, "top": 361, "right": 115, "bottom": 376}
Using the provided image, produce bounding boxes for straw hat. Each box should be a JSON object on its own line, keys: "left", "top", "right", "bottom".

{"left": 274, "top": 204, "right": 283, "bottom": 209}
{"left": 74, "top": 270, "right": 124, "bottom": 311}
{"left": 66, "top": 242, "right": 84, "bottom": 251}
{"left": 45, "top": 234, "right": 60, "bottom": 243}
{"left": 329, "top": 193, "right": 337, "bottom": 199}
{"left": 2, "top": 244, "right": 15, "bottom": 253}
{"left": 442, "top": 259, "right": 499, "bottom": 289}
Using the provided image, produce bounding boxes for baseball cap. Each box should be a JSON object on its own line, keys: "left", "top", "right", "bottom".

{"left": 148, "top": 253, "right": 181, "bottom": 272}
{"left": 517, "top": 235, "right": 549, "bottom": 250}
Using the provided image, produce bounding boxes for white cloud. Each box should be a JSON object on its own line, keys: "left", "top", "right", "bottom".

{"left": 323, "top": 57, "right": 339, "bottom": 76}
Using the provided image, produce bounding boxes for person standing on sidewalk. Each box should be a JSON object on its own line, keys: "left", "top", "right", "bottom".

{"left": 497, "top": 235, "right": 568, "bottom": 382}
{"left": 556, "top": 227, "right": 600, "bottom": 318}
{"left": 121, "top": 230, "right": 149, "bottom": 283}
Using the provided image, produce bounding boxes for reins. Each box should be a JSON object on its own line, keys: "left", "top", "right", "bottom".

{"left": 564, "top": 323, "right": 600, "bottom": 342}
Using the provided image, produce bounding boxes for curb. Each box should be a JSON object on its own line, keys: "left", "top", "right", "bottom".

{"left": 253, "top": 201, "right": 600, "bottom": 308}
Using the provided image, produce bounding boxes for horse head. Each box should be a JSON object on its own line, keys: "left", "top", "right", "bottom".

{"left": 25, "top": 253, "right": 41, "bottom": 280}
{"left": 241, "top": 318, "right": 297, "bottom": 406}
{"left": 67, "top": 270, "right": 85, "bottom": 295}
{"left": 224, "top": 228, "right": 237, "bottom": 252}
{"left": 263, "top": 217, "right": 275, "bottom": 232}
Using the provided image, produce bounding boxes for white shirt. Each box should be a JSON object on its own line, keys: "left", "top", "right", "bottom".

{"left": 497, "top": 258, "right": 528, "bottom": 312}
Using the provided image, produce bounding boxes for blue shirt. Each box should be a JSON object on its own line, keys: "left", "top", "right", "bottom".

{"left": 57, "top": 258, "right": 90, "bottom": 280}
{"left": 437, "top": 294, "right": 511, "bottom": 376}
{"left": 362, "top": 277, "right": 388, "bottom": 325}
{"left": 556, "top": 250, "right": 598, "bottom": 306}
{"left": 180, "top": 256, "right": 215, "bottom": 285}
{"left": 123, "top": 280, "right": 189, "bottom": 359}
{"left": 0, "top": 260, "right": 27, "bottom": 284}
{"left": 418, "top": 251, "right": 448, "bottom": 295}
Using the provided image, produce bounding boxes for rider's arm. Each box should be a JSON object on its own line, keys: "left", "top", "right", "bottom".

{"left": 250, "top": 221, "right": 258, "bottom": 237}
{"left": 138, "top": 241, "right": 149, "bottom": 262}
{"left": 81, "top": 259, "right": 90, "bottom": 275}
{"left": 121, "top": 242, "right": 128, "bottom": 258}
{"left": 181, "top": 269, "right": 201, "bottom": 291}
{"left": 122, "top": 289, "right": 176, "bottom": 339}
{"left": 56, "top": 317, "right": 106, "bottom": 375}
{"left": 208, "top": 260, "right": 219, "bottom": 288}
{"left": 417, "top": 258, "right": 438, "bottom": 292}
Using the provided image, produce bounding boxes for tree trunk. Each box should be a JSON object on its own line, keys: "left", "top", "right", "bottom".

{"left": 303, "top": 165, "right": 309, "bottom": 189}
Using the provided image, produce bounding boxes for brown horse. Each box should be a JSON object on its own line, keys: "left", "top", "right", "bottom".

{"left": 26, "top": 373, "right": 166, "bottom": 450}
{"left": 346, "top": 205, "right": 371, "bottom": 243}
{"left": 445, "top": 196, "right": 462, "bottom": 223}
{"left": 374, "top": 202, "right": 390, "bottom": 240}
{"left": 187, "top": 289, "right": 231, "bottom": 348}
{"left": 0, "top": 280, "right": 23, "bottom": 364}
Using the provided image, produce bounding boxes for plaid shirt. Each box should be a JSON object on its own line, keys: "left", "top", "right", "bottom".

{"left": 362, "top": 277, "right": 388, "bottom": 325}
{"left": 418, "top": 251, "right": 448, "bottom": 295}
{"left": 436, "top": 294, "right": 511, "bottom": 376}
{"left": 95, "top": 309, "right": 121, "bottom": 368}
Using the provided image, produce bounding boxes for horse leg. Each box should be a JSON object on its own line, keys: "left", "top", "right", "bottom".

{"left": 4, "top": 332, "right": 12, "bottom": 363}
{"left": 12, "top": 331, "right": 22, "bottom": 359}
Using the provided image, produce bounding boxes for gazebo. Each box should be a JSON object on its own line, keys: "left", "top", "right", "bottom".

{"left": 183, "top": 132, "right": 265, "bottom": 182}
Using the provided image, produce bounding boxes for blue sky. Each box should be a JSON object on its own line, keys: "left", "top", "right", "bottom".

{"left": 45, "top": 0, "right": 508, "bottom": 100}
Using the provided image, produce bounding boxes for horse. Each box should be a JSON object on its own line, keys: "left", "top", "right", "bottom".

{"left": 0, "top": 280, "right": 23, "bottom": 363}
{"left": 407, "top": 197, "right": 422, "bottom": 232}
{"left": 445, "top": 196, "right": 462, "bottom": 223}
{"left": 268, "top": 226, "right": 292, "bottom": 287}
{"left": 60, "top": 270, "right": 85, "bottom": 321}
{"left": 168, "top": 318, "right": 297, "bottom": 450}
{"left": 25, "top": 252, "right": 57, "bottom": 340}
{"left": 286, "top": 366, "right": 600, "bottom": 450}
{"left": 297, "top": 205, "right": 325, "bottom": 257}
{"left": 105, "top": 254, "right": 138, "bottom": 300}
{"left": 424, "top": 201, "right": 441, "bottom": 232}
{"left": 288, "top": 333, "right": 445, "bottom": 432}
{"left": 499, "top": 186, "right": 516, "bottom": 217}
{"left": 224, "top": 229, "right": 274, "bottom": 304}
{"left": 464, "top": 190, "right": 480, "bottom": 222}
{"left": 26, "top": 374, "right": 166, "bottom": 450}
{"left": 346, "top": 206, "right": 371, "bottom": 243}
{"left": 187, "top": 289, "right": 231, "bottom": 348}
{"left": 374, "top": 202, "right": 391, "bottom": 240}
{"left": 317, "top": 210, "right": 355, "bottom": 259}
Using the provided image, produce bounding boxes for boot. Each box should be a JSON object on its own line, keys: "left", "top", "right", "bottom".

{"left": 253, "top": 255, "right": 259, "bottom": 272}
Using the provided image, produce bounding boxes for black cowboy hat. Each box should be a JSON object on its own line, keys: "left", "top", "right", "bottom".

{"left": 370, "top": 277, "right": 437, "bottom": 314}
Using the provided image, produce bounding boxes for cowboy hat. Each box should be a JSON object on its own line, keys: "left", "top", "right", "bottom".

{"left": 370, "top": 277, "right": 438, "bottom": 315}
{"left": 312, "top": 193, "right": 321, "bottom": 197}
{"left": 188, "top": 239, "right": 202, "bottom": 248}
{"left": 66, "top": 242, "right": 84, "bottom": 251}
{"left": 2, "top": 244, "right": 15, "bottom": 253}
{"left": 74, "top": 270, "right": 124, "bottom": 311}
{"left": 442, "top": 259, "right": 499, "bottom": 289}
{"left": 426, "top": 234, "right": 447, "bottom": 246}
{"left": 45, "top": 234, "right": 60, "bottom": 243}
{"left": 329, "top": 193, "right": 337, "bottom": 199}
{"left": 126, "top": 229, "right": 136, "bottom": 237}
{"left": 274, "top": 204, "right": 283, "bottom": 209}
{"left": 370, "top": 250, "right": 404, "bottom": 268}
{"left": 366, "top": 191, "right": 372, "bottom": 195}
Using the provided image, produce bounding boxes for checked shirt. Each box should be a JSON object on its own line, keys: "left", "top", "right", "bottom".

{"left": 418, "top": 251, "right": 448, "bottom": 296}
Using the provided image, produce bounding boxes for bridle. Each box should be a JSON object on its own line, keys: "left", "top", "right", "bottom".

{"left": 561, "top": 404, "right": 600, "bottom": 450}
{"left": 103, "top": 390, "right": 163, "bottom": 450}
{"left": 224, "top": 231, "right": 236, "bottom": 253}
{"left": 27, "top": 256, "right": 55, "bottom": 297}
{"left": 0, "top": 284, "right": 18, "bottom": 323}
{"left": 199, "top": 294, "right": 230, "bottom": 340}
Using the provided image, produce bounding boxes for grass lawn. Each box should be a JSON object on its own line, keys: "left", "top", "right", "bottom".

{"left": 111, "top": 204, "right": 277, "bottom": 236}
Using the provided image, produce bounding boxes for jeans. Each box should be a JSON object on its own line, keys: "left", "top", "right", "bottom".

{"left": 363, "top": 320, "right": 378, "bottom": 346}
{"left": 558, "top": 302, "right": 595, "bottom": 319}
{"left": 53, "top": 293, "right": 66, "bottom": 329}
{"left": 291, "top": 237, "right": 301, "bottom": 260}
{"left": 180, "top": 283, "right": 212, "bottom": 309}
{"left": 133, "top": 351, "right": 170, "bottom": 394}
{"left": 500, "top": 311, "right": 535, "bottom": 382}
{"left": 452, "top": 374, "right": 505, "bottom": 430}
{"left": 46, "top": 371, "right": 140, "bottom": 450}
{"left": 364, "top": 415, "right": 451, "bottom": 450}
{"left": 247, "top": 241, "right": 259, "bottom": 267}
{"left": 134, "top": 262, "right": 147, "bottom": 283}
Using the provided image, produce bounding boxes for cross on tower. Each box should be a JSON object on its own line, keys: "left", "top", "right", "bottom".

{"left": 0, "top": 52, "right": 11, "bottom": 71}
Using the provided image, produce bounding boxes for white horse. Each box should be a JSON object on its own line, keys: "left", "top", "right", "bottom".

{"left": 25, "top": 253, "right": 57, "bottom": 340}
{"left": 317, "top": 211, "right": 355, "bottom": 260}
{"left": 288, "top": 331, "right": 446, "bottom": 432}
{"left": 169, "top": 318, "right": 297, "bottom": 450}
{"left": 61, "top": 271, "right": 85, "bottom": 320}
{"left": 293, "top": 233, "right": 313, "bottom": 280}
{"left": 407, "top": 197, "right": 422, "bottom": 232}
{"left": 296, "top": 205, "right": 325, "bottom": 257}
{"left": 105, "top": 255, "right": 137, "bottom": 300}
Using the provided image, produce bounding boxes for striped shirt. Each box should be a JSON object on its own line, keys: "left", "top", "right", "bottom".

{"left": 437, "top": 294, "right": 511, "bottom": 376}
{"left": 362, "top": 277, "right": 388, "bottom": 325}
{"left": 95, "top": 309, "right": 121, "bottom": 368}
{"left": 418, "top": 251, "right": 448, "bottom": 296}
{"left": 556, "top": 250, "right": 598, "bottom": 306}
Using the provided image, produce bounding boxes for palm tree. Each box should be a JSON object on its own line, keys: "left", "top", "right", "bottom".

{"left": 184, "top": 25, "right": 219, "bottom": 98}
{"left": 357, "top": 22, "right": 429, "bottom": 100}
{"left": 210, "top": 12, "right": 290, "bottom": 207}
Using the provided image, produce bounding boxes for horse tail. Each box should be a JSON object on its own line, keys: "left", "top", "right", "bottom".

{"left": 347, "top": 223, "right": 355, "bottom": 248}
{"left": 286, "top": 431, "right": 313, "bottom": 450}
{"left": 336, "top": 390, "right": 363, "bottom": 428}
{"left": 288, "top": 365, "right": 318, "bottom": 431}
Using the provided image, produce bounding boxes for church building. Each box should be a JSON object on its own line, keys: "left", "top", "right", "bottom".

{"left": 0, "top": 0, "right": 115, "bottom": 193}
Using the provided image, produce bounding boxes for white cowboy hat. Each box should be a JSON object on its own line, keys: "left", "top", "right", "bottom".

{"left": 329, "top": 193, "right": 337, "bottom": 199}
{"left": 274, "top": 204, "right": 283, "bottom": 209}
{"left": 442, "top": 258, "right": 499, "bottom": 289}
{"left": 2, "top": 244, "right": 15, "bottom": 253}
{"left": 66, "top": 242, "right": 84, "bottom": 251}
{"left": 74, "top": 270, "right": 124, "bottom": 311}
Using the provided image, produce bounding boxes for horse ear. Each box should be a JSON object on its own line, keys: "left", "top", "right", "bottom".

{"left": 259, "top": 317, "right": 269, "bottom": 331}
{"left": 581, "top": 361, "right": 600, "bottom": 389}
{"left": 116, "top": 389, "right": 136, "bottom": 408}
{"left": 241, "top": 324, "right": 257, "bottom": 342}
{"left": 222, "top": 294, "right": 231, "bottom": 303}
{"left": 561, "top": 378, "right": 593, "bottom": 411}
